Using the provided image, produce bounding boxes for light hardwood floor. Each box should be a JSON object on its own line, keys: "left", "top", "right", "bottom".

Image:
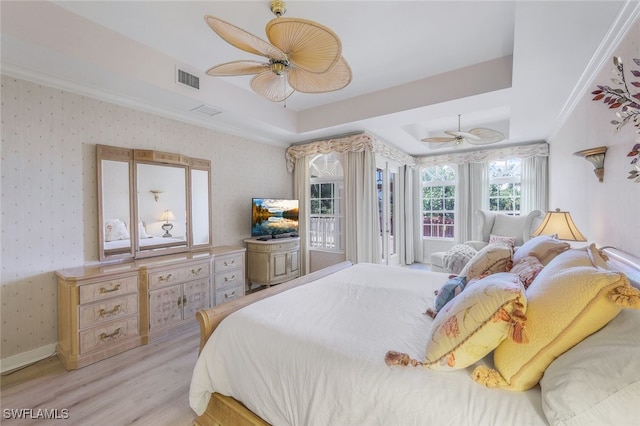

{"left": 1, "top": 326, "right": 200, "bottom": 425}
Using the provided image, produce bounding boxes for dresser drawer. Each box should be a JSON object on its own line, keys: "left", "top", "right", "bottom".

{"left": 78, "top": 293, "right": 138, "bottom": 329}
{"left": 147, "top": 261, "right": 211, "bottom": 290}
{"left": 248, "top": 241, "right": 299, "bottom": 253}
{"left": 79, "top": 316, "right": 139, "bottom": 354}
{"left": 214, "top": 268, "right": 245, "bottom": 290}
{"left": 214, "top": 253, "right": 244, "bottom": 273}
{"left": 79, "top": 275, "right": 138, "bottom": 304}
{"left": 215, "top": 284, "right": 243, "bottom": 306}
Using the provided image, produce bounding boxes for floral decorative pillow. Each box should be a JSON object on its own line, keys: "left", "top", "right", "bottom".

{"left": 459, "top": 243, "right": 513, "bottom": 280}
{"left": 510, "top": 255, "right": 544, "bottom": 289}
{"left": 489, "top": 234, "right": 516, "bottom": 248}
{"left": 104, "top": 219, "right": 130, "bottom": 242}
{"left": 385, "top": 272, "right": 528, "bottom": 371}
{"left": 512, "top": 235, "right": 569, "bottom": 266}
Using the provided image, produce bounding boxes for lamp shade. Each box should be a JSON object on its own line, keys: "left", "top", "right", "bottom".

{"left": 531, "top": 209, "right": 586, "bottom": 241}
{"left": 160, "top": 210, "right": 175, "bottom": 223}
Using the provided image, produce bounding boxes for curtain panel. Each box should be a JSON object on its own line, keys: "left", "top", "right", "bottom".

{"left": 293, "top": 156, "right": 310, "bottom": 275}
{"left": 344, "top": 150, "right": 381, "bottom": 263}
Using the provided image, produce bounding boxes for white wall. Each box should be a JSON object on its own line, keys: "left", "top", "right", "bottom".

{"left": 548, "top": 21, "right": 639, "bottom": 256}
{"left": 0, "top": 76, "right": 292, "bottom": 362}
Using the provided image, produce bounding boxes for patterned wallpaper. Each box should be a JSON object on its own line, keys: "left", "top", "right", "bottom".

{"left": 0, "top": 76, "right": 292, "bottom": 360}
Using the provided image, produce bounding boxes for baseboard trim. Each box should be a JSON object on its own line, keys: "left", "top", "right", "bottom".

{"left": 0, "top": 343, "right": 57, "bottom": 374}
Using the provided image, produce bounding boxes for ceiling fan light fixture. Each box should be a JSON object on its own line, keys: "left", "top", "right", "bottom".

{"left": 270, "top": 59, "right": 288, "bottom": 76}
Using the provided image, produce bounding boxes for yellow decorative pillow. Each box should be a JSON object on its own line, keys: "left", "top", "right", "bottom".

{"left": 385, "top": 273, "right": 528, "bottom": 371}
{"left": 473, "top": 244, "right": 640, "bottom": 391}
{"left": 459, "top": 243, "right": 513, "bottom": 280}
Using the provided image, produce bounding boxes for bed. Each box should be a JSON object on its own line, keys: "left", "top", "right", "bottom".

{"left": 189, "top": 244, "right": 640, "bottom": 426}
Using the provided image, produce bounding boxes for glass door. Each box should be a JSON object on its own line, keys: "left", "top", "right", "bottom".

{"left": 377, "top": 159, "right": 400, "bottom": 266}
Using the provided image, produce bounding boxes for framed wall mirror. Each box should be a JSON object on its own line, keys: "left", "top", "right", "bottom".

{"left": 98, "top": 145, "right": 135, "bottom": 261}
{"left": 97, "top": 145, "right": 212, "bottom": 262}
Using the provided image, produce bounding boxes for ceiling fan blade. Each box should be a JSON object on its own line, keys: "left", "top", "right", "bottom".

{"left": 445, "top": 130, "right": 481, "bottom": 141}
{"left": 288, "top": 57, "right": 352, "bottom": 93}
{"left": 266, "top": 17, "right": 341, "bottom": 73}
{"left": 250, "top": 71, "right": 295, "bottom": 102}
{"left": 421, "top": 136, "right": 457, "bottom": 143}
{"left": 204, "top": 15, "right": 286, "bottom": 61}
{"left": 206, "top": 60, "right": 270, "bottom": 76}
{"left": 467, "top": 128, "right": 505, "bottom": 145}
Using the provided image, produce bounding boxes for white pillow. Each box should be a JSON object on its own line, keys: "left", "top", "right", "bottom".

{"left": 104, "top": 219, "right": 129, "bottom": 242}
{"left": 138, "top": 221, "right": 151, "bottom": 238}
{"left": 540, "top": 308, "right": 640, "bottom": 426}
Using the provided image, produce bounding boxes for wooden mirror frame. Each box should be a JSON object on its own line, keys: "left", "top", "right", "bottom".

{"left": 97, "top": 144, "right": 212, "bottom": 262}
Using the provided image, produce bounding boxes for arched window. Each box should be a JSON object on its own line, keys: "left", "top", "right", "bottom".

{"left": 309, "top": 153, "right": 344, "bottom": 251}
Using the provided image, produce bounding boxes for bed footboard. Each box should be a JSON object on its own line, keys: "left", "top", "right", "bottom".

{"left": 196, "top": 261, "right": 353, "bottom": 353}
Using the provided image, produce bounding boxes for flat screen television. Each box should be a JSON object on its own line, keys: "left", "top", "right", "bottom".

{"left": 251, "top": 198, "right": 299, "bottom": 238}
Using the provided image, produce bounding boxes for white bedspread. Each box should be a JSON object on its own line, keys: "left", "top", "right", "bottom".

{"left": 189, "top": 263, "right": 546, "bottom": 425}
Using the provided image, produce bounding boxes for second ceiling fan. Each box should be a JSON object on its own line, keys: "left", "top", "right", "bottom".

{"left": 422, "top": 115, "right": 505, "bottom": 148}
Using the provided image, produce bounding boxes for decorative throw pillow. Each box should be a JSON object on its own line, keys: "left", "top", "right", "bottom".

{"left": 443, "top": 244, "right": 477, "bottom": 275}
{"left": 540, "top": 309, "right": 640, "bottom": 426}
{"left": 510, "top": 255, "right": 544, "bottom": 289}
{"left": 459, "top": 243, "right": 513, "bottom": 280}
{"left": 385, "top": 273, "right": 528, "bottom": 371}
{"left": 512, "top": 235, "right": 569, "bottom": 266}
{"left": 472, "top": 245, "right": 640, "bottom": 391}
{"left": 489, "top": 234, "right": 516, "bottom": 248}
{"left": 426, "top": 276, "right": 467, "bottom": 318}
{"left": 104, "top": 219, "right": 130, "bottom": 242}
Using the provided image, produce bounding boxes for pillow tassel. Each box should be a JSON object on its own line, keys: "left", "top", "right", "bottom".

{"left": 607, "top": 285, "right": 640, "bottom": 309}
{"left": 384, "top": 350, "right": 424, "bottom": 367}
{"left": 472, "top": 365, "right": 508, "bottom": 388}
{"left": 508, "top": 304, "right": 529, "bottom": 344}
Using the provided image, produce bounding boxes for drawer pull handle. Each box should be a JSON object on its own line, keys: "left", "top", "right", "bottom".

{"left": 223, "top": 260, "right": 235, "bottom": 267}
{"left": 158, "top": 274, "right": 173, "bottom": 282}
{"left": 99, "top": 327, "right": 122, "bottom": 341}
{"left": 224, "top": 275, "right": 235, "bottom": 282}
{"left": 224, "top": 291, "right": 236, "bottom": 299}
{"left": 99, "top": 284, "right": 121, "bottom": 294}
{"left": 98, "top": 305, "right": 121, "bottom": 318}
{"left": 191, "top": 267, "right": 203, "bottom": 275}
{"left": 177, "top": 295, "right": 187, "bottom": 306}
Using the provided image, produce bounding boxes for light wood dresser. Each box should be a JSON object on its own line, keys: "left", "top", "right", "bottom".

{"left": 141, "top": 255, "right": 212, "bottom": 343}
{"left": 244, "top": 237, "right": 300, "bottom": 288}
{"left": 56, "top": 246, "right": 245, "bottom": 369}
{"left": 56, "top": 262, "right": 143, "bottom": 370}
{"left": 212, "top": 246, "right": 246, "bottom": 306}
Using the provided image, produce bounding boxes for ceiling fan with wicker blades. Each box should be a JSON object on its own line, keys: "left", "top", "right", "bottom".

{"left": 421, "top": 114, "right": 505, "bottom": 148}
{"left": 204, "top": 0, "right": 352, "bottom": 103}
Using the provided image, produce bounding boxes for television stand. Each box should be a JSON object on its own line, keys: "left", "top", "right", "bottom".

{"left": 244, "top": 237, "right": 300, "bottom": 288}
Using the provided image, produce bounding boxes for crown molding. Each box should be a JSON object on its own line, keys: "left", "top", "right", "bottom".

{"left": 550, "top": 1, "right": 640, "bottom": 141}
{"left": 0, "top": 62, "right": 288, "bottom": 148}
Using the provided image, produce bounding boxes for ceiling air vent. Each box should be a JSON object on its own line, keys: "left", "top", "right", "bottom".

{"left": 176, "top": 67, "right": 200, "bottom": 90}
{"left": 191, "top": 104, "right": 222, "bottom": 117}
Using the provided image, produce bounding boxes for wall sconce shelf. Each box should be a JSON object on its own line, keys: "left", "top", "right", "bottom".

{"left": 573, "top": 146, "right": 607, "bottom": 183}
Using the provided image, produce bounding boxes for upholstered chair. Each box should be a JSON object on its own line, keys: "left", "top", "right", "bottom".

{"left": 430, "top": 209, "right": 544, "bottom": 273}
